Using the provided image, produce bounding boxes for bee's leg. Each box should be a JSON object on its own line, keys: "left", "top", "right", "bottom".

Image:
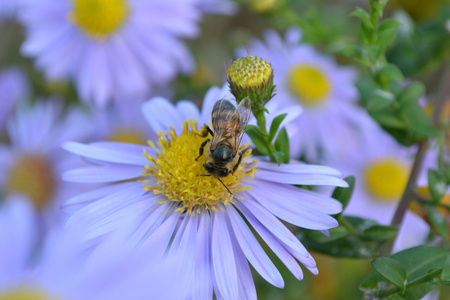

{"left": 231, "top": 152, "right": 243, "bottom": 174}
{"left": 196, "top": 139, "right": 210, "bottom": 161}
{"left": 198, "top": 125, "right": 214, "bottom": 137}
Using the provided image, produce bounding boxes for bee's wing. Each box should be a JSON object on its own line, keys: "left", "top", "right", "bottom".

{"left": 234, "top": 97, "right": 252, "bottom": 150}
{"left": 211, "top": 99, "right": 238, "bottom": 149}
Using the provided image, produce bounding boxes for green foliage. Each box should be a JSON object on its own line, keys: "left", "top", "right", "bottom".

{"left": 361, "top": 246, "right": 450, "bottom": 299}
{"left": 297, "top": 216, "right": 398, "bottom": 259}
{"left": 426, "top": 205, "right": 449, "bottom": 239}
{"left": 372, "top": 257, "right": 407, "bottom": 292}
{"left": 428, "top": 169, "right": 449, "bottom": 203}
{"left": 268, "top": 113, "right": 287, "bottom": 143}
{"left": 345, "top": 1, "right": 438, "bottom": 146}
{"left": 331, "top": 176, "right": 356, "bottom": 218}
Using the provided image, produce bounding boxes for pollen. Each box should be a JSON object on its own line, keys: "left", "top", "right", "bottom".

{"left": 288, "top": 64, "right": 331, "bottom": 106}
{"left": 364, "top": 158, "right": 409, "bottom": 201}
{"left": 142, "top": 120, "right": 256, "bottom": 215}
{"left": 70, "top": 0, "right": 130, "bottom": 39}
{"left": 6, "top": 154, "right": 56, "bottom": 210}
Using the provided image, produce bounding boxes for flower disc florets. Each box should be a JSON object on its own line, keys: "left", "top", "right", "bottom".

{"left": 226, "top": 55, "right": 275, "bottom": 111}
{"left": 142, "top": 120, "right": 256, "bottom": 215}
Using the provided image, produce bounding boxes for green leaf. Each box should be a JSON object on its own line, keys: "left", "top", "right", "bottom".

{"left": 398, "top": 82, "right": 425, "bottom": 106}
{"left": 376, "top": 19, "right": 400, "bottom": 54}
{"left": 428, "top": 169, "right": 448, "bottom": 203}
{"left": 426, "top": 205, "right": 449, "bottom": 239}
{"left": 246, "top": 125, "right": 270, "bottom": 155}
{"left": 366, "top": 89, "right": 395, "bottom": 112}
{"left": 268, "top": 113, "right": 287, "bottom": 143}
{"left": 269, "top": 151, "right": 285, "bottom": 165}
{"left": 441, "top": 255, "right": 450, "bottom": 281}
{"left": 445, "top": 166, "right": 450, "bottom": 184}
{"left": 361, "top": 246, "right": 449, "bottom": 298}
{"left": 274, "top": 127, "right": 290, "bottom": 164}
{"left": 400, "top": 104, "right": 436, "bottom": 138}
{"left": 362, "top": 225, "right": 398, "bottom": 241}
{"left": 351, "top": 7, "right": 372, "bottom": 28}
{"left": 331, "top": 176, "right": 355, "bottom": 217}
{"left": 372, "top": 257, "right": 407, "bottom": 292}
{"left": 378, "top": 64, "right": 404, "bottom": 83}
{"left": 298, "top": 216, "right": 381, "bottom": 259}
{"left": 339, "top": 45, "right": 363, "bottom": 59}
{"left": 370, "top": 111, "right": 409, "bottom": 129}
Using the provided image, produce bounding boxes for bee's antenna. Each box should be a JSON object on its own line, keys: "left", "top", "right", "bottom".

{"left": 200, "top": 174, "right": 233, "bottom": 195}
{"left": 217, "top": 177, "right": 233, "bottom": 195}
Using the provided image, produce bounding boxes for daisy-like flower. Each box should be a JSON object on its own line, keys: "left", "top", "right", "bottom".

{"left": 0, "top": 195, "right": 185, "bottom": 300}
{"left": 0, "top": 100, "right": 91, "bottom": 233}
{"left": 62, "top": 92, "right": 347, "bottom": 299}
{"left": 237, "top": 27, "right": 373, "bottom": 163}
{"left": 328, "top": 126, "right": 433, "bottom": 252}
{"left": 19, "top": 0, "right": 201, "bottom": 107}
{"left": 0, "top": 68, "right": 29, "bottom": 131}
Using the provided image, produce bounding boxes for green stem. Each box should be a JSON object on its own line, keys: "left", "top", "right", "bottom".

{"left": 255, "top": 110, "right": 278, "bottom": 157}
{"left": 339, "top": 216, "right": 361, "bottom": 237}
{"left": 377, "top": 268, "right": 442, "bottom": 298}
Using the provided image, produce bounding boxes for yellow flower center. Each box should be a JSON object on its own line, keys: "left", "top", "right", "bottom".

{"left": 364, "top": 158, "right": 409, "bottom": 201}
{"left": 109, "top": 128, "right": 147, "bottom": 145}
{"left": 0, "top": 288, "right": 58, "bottom": 300}
{"left": 6, "top": 154, "right": 56, "bottom": 210}
{"left": 288, "top": 64, "right": 331, "bottom": 106}
{"left": 142, "top": 120, "right": 256, "bottom": 215}
{"left": 70, "top": 0, "right": 130, "bottom": 39}
{"left": 227, "top": 55, "right": 273, "bottom": 91}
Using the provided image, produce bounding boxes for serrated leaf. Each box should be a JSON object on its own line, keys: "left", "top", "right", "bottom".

{"left": 363, "top": 225, "right": 397, "bottom": 241}
{"left": 367, "top": 89, "right": 395, "bottom": 111}
{"left": 332, "top": 176, "right": 355, "bottom": 217}
{"left": 246, "top": 125, "right": 270, "bottom": 155}
{"left": 274, "top": 127, "right": 289, "bottom": 164}
{"left": 428, "top": 169, "right": 448, "bottom": 203}
{"left": 426, "top": 205, "right": 449, "bottom": 239}
{"left": 372, "top": 257, "right": 407, "bottom": 292}
{"left": 398, "top": 82, "right": 425, "bottom": 106}
{"left": 378, "top": 64, "right": 404, "bottom": 83}
{"left": 268, "top": 113, "right": 287, "bottom": 143}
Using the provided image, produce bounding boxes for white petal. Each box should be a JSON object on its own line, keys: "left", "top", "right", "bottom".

{"left": 62, "top": 165, "right": 143, "bottom": 183}
{"left": 62, "top": 141, "right": 150, "bottom": 166}
{"left": 212, "top": 210, "right": 238, "bottom": 300}
{"left": 228, "top": 206, "right": 284, "bottom": 288}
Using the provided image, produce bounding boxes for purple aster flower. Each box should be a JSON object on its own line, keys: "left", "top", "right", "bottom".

{"left": 0, "top": 100, "right": 92, "bottom": 234}
{"left": 327, "top": 125, "right": 435, "bottom": 252}
{"left": 0, "top": 68, "right": 29, "bottom": 131}
{"left": 237, "top": 27, "right": 375, "bottom": 164}
{"left": 0, "top": 0, "right": 22, "bottom": 19}
{"left": 19, "top": 0, "right": 201, "bottom": 107}
{"left": 62, "top": 88, "right": 347, "bottom": 298}
{"left": 0, "top": 194, "right": 185, "bottom": 300}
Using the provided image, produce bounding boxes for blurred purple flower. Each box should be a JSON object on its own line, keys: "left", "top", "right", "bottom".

{"left": 0, "top": 68, "right": 29, "bottom": 131}
{"left": 0, "top": 100, "right": 91, "bottom": 233}
{"left": 19, "top": 0, "right": 201, "bottom": 108}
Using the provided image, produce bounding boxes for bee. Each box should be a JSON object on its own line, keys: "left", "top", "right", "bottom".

{"left": 196, "top": 97, "right": 251, "bottom": 194}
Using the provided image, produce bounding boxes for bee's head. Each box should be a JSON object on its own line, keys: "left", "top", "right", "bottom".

{"left": 213, "top": 145, "right": 234, "bottom": 163}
